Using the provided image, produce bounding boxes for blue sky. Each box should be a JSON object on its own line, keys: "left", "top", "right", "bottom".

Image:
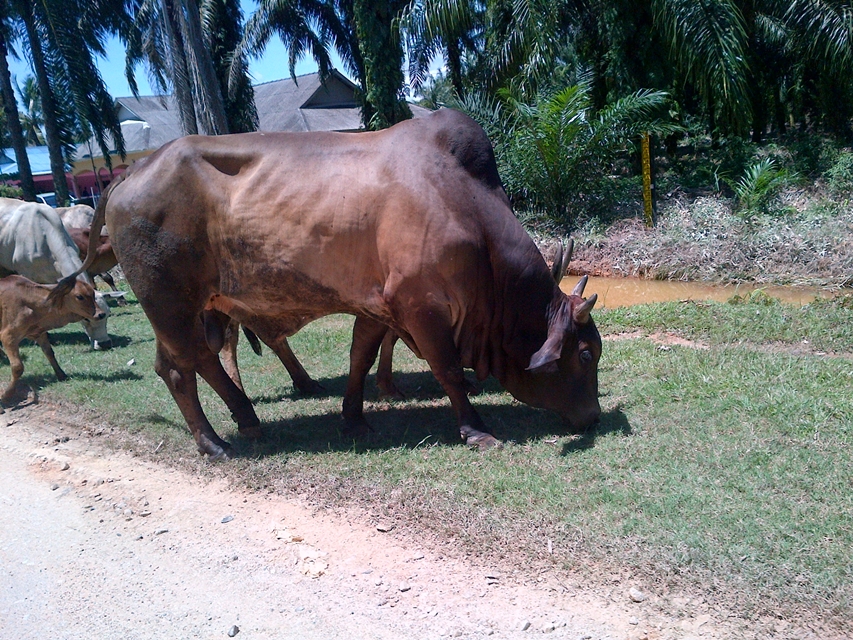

{"left": 6, "top": 0, "right": 332, "bottom": 101}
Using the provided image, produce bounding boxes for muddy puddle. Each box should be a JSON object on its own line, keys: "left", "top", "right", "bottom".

{"left": 560, "top": 276, "right": 834, "bottom": 308}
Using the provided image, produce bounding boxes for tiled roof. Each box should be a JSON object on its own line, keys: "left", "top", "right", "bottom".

{"left": 76, "top": 69, "right": 433, "bottom": 159}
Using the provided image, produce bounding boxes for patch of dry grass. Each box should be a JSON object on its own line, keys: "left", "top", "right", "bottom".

{"left": 568, "top": 192, "right": 853, "bottom": 288}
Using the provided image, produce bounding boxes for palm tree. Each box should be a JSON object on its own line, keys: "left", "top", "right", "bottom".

{"left": 401, "top": 0, "right": 481, "bottom": 97}
{"left": 0, "top": 8, "right": 35, "bottom": 201}
{"left": 202, "top": 0, "right": 258, "bottom": 133}
{"left": 6, "top": 0, "right": 127, "bottom": 205}
{"left": 127, "top": 0, "right": 261, "bottom": 136}
{"left": 15, "top": 76, "right": 44, "bottom": 145}
{"left": 238, "top": 0, "right": 411, "bottom": 130}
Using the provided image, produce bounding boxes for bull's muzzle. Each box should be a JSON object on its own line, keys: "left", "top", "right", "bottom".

{"left": 561, "top": 404, "right": 601, "bottom": 433}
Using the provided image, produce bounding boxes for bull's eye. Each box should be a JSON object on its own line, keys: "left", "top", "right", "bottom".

{"left": 75, "top": 294, "right": 85, "bottom": 301}
{"left": 580, "top": 350, "right": 593, "bottom": 364}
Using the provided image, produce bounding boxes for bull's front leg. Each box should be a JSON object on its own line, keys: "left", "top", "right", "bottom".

{"left": 195, "top": 342, "right": 262, "bottom": 440}
{"left": 342, "top": 316, "right": 389, "bottom": 437}
{"left": 154, "top": 339, "right": 234, "bottom": 460}
{"left": 265, "top": 334, "right": 325, "bottom": 396}
{"left": 403, "top": 307, "right": 501, "bottom": 451}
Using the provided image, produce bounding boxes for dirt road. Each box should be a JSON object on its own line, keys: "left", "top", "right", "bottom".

{"left": 0, "top": 403, "right": 725, "bottom": 640}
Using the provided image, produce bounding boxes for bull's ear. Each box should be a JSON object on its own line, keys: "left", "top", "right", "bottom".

{"left": 526, "top": 333, "right": 562, "bottom": 372}
{"left": 527, "top": 302, "right": 571, "bottom": 372}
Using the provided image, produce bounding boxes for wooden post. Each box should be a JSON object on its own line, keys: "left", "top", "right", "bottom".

{"left": 641, "top": 132, "right": 655, "bottom": 227}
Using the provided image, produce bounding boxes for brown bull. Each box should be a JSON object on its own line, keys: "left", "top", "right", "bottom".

{"left": 0, "top": 275, "right": 104, "bottom": 409}
{"left": 75, "top": 108, "right": 601, "bottom": 459}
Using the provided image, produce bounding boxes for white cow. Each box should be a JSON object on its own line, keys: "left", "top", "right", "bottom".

{"left": 0, "top": 198, "right": 112, "bottom": 349}
{"left": 57, "top": 204, "right": 96, "bottom": 231}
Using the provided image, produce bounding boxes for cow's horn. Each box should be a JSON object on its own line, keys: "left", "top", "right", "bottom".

{"left": 550, "top": 242, "right": 564, "bottom": 283}
{"left": 550, "top": 238, "right": 575, "bottom": 285}
{"left": 571, "top": 274, "right": 588, "bottom": 297}
{"left": 573, "top": 293, "right": 597, "bottom": 325}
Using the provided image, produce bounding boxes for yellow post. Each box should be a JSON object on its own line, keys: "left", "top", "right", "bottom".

{"left": 641, "top": 132, "right": 654, "bottom": 227}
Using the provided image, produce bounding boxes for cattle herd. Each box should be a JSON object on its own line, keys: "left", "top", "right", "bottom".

{"left": 7, "top": 109, "right": 603, "bottom": 455}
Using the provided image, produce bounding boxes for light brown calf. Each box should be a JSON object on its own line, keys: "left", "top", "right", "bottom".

{"left": 0, "top": 275, "right": 104, "bottom": 408}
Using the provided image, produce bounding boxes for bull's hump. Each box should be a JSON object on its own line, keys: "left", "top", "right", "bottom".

{"left": 429, "top": 109, "right": 503, "bottom": 191}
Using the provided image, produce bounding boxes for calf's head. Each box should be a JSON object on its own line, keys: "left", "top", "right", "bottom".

{"left": 53, "top": 280, "right": 112, "bottom": 350}
{"left": 505, "top": 276, "right": 601, "bottom": 431}
{"left": 58, "top": 280, "right": 102, "bottom": 319}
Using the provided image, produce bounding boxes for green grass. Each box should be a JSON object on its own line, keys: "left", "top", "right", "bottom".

{"left": 7, "top": 291, "right": 853, "bottom": 628}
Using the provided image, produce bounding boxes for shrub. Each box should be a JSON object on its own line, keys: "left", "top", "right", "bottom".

{"left": 456, "top": 80, "right": 678, "bottom": 229}
{"left": 825, "top": 150, "right": 853, "bottom": 195}
{"left": 0, "top": 183, "right": 23, "bottom": 199}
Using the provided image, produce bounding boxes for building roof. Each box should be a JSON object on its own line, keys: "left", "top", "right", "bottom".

{"left": 0, "top": 145, "right": 53, "bottom": 176}
{"left": 76, "top": 69, "right": 433, "bottom": 161}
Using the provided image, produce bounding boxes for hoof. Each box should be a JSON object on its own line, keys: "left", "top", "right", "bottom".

{"left": 56, "top": 372, "right": 68, "bottom": 382}
{"left": 462, "top": 430, "right": 503, "bottom": 451}
{"left": 377, "top": 384, "right": 406, "bottom": 401}
{"left": 197, "top": 437, "right": 232, "bottom": 460}
{"left": 295, "top": 379, "right": 326, "bottom": 396}
{"left": 342, "top": 417, "right": 373, "bottom": 439}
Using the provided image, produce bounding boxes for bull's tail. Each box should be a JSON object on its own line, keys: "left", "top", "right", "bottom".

{"left": 47, "top": 176, "right": 124, "bottom": 304}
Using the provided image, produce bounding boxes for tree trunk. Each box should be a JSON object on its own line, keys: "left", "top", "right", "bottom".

{"left": 20, "top": 9, "right": 70, "bottom": 205}
{"left": 162, "top": 0, "right": 199, "bottom": 135}
{"left": 352, "top": 0, "right": 411, "bottom": 130}
{"left": 0, "top": 34, "right": 36, "bottom": 201}
{"left": 182, "top": 0, "right": 229, "bottom": 135}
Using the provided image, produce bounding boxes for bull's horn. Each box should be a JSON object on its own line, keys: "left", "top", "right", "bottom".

{"left": 550, "top": 238, "right": 575, "bottom": 285}
{"left": 550, "top": 242, "right": 564, "bottom": 283}
{"left": 573, "top": 293, "right": 597, "bottom": 325}
{"left": 571, "top": 274, "right": 589, "bottom": 297}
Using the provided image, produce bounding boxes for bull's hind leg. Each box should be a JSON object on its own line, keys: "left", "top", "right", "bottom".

{"left": 376, "top": 330, "right": 405, "bottom": 400}
{"left": 401, "top": 305, "right": 500, "bottom": 450}
{"left": 342, "top": 316, "right": 389, "bottom": 437}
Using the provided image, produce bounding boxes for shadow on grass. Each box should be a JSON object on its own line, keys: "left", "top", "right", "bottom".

{"left": 44, "top": 331, "right": 134, "bottom": 349}
{"left": 141, "top": 413, "right": 184, "bottom": 429}
{"left": 72, "top": 370, "right": 145, "bottom": 383}
{"left": 560, "top": 405, "right": 632, "bottom": 455}
{"left": 13, "top": 368, "right": 145, "bottom": 394}
{"left": 227, "top": 378, "right": 626, "bottom": 458}
{"left": 249, "top": 370, "right": 496, "bottom": 406}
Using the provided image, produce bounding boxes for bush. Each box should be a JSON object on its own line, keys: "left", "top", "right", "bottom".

{"left": 0, "top": 184, "right": 23, "bottom": 199}
{"left": 725, "top": 157, "right": 793, "bottom": 219}
{"left": 825, "top": 150, "right": 853, "bottom": 195}
{"left": 457, "top": 80, "right": 678, "bottom": 229}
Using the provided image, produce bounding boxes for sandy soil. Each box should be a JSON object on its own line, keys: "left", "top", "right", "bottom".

{"left": 0, "top": 402, "right": 825, "bottom": 640}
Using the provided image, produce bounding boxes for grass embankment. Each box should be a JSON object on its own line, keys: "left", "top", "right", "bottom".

{"left": 12, "top": 293, "right": 853, "bottom": 630}
{"left": 567, "top": 192, "right": 853, "bottom": 288}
